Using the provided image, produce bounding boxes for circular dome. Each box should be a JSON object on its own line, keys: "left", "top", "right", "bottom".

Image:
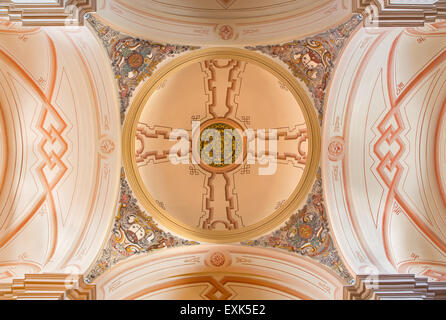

{"left": 123, "top": 48, "right": 320, "bottom": 242}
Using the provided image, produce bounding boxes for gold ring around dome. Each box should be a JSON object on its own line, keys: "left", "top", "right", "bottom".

{"left": 122, "top": 47, "right": 321, "bottom": 243}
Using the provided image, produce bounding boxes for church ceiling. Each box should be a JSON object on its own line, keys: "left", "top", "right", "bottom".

{"left": 0, "top": 1, "right": 445, "bottom": 301}
{"left": 0, "top": 19, "right": 121, "bottom": 280}
{"left": 122, "top": 48, "right": 320, "bottom": 243}
{"left": 322, "top": 19, "right": 446, "bottom": 280}
{"left": 93, "top": 245, "right": 347, "bottom": 300}
{"left": 84, "top": 13, "right": 362, "bottom": 284}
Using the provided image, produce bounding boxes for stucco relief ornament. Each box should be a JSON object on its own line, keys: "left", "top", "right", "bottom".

{"left": 209, "top": 252, "right": 226, "bottom": 267}
{"left": 99, "top": 138, "right": 115, "bottom": 155}
{"left": 328, "top": 136, "right": 345, "bottom": 161}
{"left": 217, "top": 24, "right": 235, "bottom": 40}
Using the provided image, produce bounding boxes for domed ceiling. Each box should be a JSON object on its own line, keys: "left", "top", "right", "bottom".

{"left": 123, "top": 49, "right": 320, "bottom": 242}
{"left": 2, "top": 1, "right": 446, "bottom": 301}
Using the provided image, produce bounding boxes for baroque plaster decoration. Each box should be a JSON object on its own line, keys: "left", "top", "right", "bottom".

{"left": 92, "top": 245, "right": 346, "bottom": 300}
{"left": 0, "top": 19, "right": 121, "bottom": 282}
{"left": 122, "top": 48, "right": 320, "bottom": 243}
{"left": 83, "top": 12, "right": 361, "bottom": 287}
{"left": 247, "top": 14, "right": 363, "bottom": 120}
{"left": 353, "top": 0, "right": 446, "bottom": 27}
{"left": 1, "top": 1, "right": 445, "bottom": 301}
{"left": 0, "top": 0, "right": 97, "bottom": 26}
{"left": 323, "top": 20, "right": 446, "bottom": 280}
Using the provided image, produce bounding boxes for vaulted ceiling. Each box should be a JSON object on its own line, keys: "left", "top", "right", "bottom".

{"left": 0, "top": 0, "right": 445, "bottom": 300}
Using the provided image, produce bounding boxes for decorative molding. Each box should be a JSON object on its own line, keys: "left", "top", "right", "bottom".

{"left": 90, "top": 0, "right": 353, "bottom": 46}
{"left": 353, "top": 0, "right": 446, "bottom": 27}
{"left": 65, "top": 276, "right": 96, "bottom": 300}
{"left": 344, "top": 274, "right": 446, "bottom": 300}
{"left": 322, "top": 20, "right": 446, "bottom": 278}
{"left": 0, "top": 0, "right": 96, "bottom": 26}
{"left": 0, "top": 274, "right": 96, "bottom": 300}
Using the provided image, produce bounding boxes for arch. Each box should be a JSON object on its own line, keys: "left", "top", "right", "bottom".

{"left": 0, "top": 23, "right": 121, "bottom": 281}
{"left": 93, "top": 244, "right": 345, "bottom": 300}
{"left": 322, "top": 22, "right": 446, "bottom": 280}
